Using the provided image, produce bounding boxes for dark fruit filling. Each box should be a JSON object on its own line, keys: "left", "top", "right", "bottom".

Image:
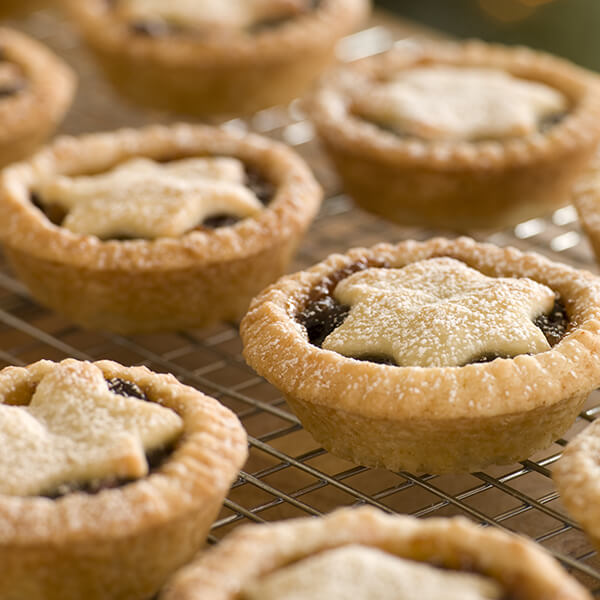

{"left": 130, "top": 20, "right": 173, "bottom": 37}
{"left": 245, "top": 165, "right": 275, "bottom": 206}
{"left": 197, "top": 166, "right": 274, "bottom": 231}
{"left": 538, "top": 111, "right": 567, "bottom": 134}
{"left": 534, "top": 298, "right": 568, "bottom": 346}
{"left": 468, "top": 352, "right": 509, "bottom": 365}
{"left": 30, "top": 163, "right": 274, "bottom": 236}
{"left": 0, "top": 82, "right": 24, "bottom": 98}
{"left": 300, "top": 295, "right": 350, "bottom": 348}
{"left": 30, "top": 191, "right": 67, "bottom": 226}
{"left": 107, "top": 376, "right": 148, "bottom": 400}
{"left": 297, "top": 258, "right": 388, "bottom": 356}
{"left": 298, "top": 267, "right": 569, "bottom": 367}
{"left": 200, "top": 214, "right": 241, "bottom": 230}
{"left": 0, "top": 51, "right": 26, "bottom": 98}
{"left": 42, "top": 377, "right": 178, "bottom": 498}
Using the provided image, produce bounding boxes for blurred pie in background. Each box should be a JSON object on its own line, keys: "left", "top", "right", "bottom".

{"left": 63, "top": 0, "right": 370, "bottom": 116}
{"left": 308, "top": 39, "right": 600, "bottom": 231}
{"left": 0, "top": 27, "right": 75, "bottom": 167}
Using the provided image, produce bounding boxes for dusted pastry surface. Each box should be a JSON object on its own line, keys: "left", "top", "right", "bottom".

{"left": 0, "top": 361, "right": 183, "bottom": 496}
{"left": 322, "top": 257, "right": 556, "bottom": 367}
{"left": 35, "top": 157, "right": 263, "bottom": 239}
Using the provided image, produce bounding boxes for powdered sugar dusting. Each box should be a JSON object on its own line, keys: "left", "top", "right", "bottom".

{"left": 35, "top": 157, "right": 263, "bottom": 240}
{"left": 322, "top": 257, "right": 556, "bottom": 368}
{"left": 0, "top": 361, "right": 182, "bottom": 496}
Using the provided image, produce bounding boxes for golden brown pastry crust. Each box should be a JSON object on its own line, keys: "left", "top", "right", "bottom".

{"left": 159, "top": 507, "right": 591, "bottom": 600}
{"left": 241, "top": 237, "right": 600, "bottom": 473}
{"left": 0, "top": 358, "right": 248, "bottom": 600}
{"left": 553, "top": 420, "right": 600, "bottom": 552}
{"left": 308, "top": 40, "right": 600, "bottom": 231}
{"left": 62, "top": 0, "right": 370, "bottom": 116}
{"left": 0, "top": 28, "right": 75, "bottom": 167}
{"left": 0, "top": 123, "right": 322, "bottom": 333}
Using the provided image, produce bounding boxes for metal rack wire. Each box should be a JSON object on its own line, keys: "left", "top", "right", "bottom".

{"left": 3, "top": 7, "right": 600, "bottom": 595}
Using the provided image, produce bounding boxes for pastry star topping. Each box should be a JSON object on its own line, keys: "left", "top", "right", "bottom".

{"left": 0, "top": 360, "right": 183, "bottom": 496}
{"left": 353, "top": 66, "right": 567, "bottom": 141}
{"left": 322, "top": 257, "right": 556, "bottom": 367}
{"left": 116, "top": 0, "right": 309, "bottom": 31}
{"left": 242, "top": 545, "right": 503, "bottom": 600}
{"left": 35, "top": 157, "right": 264, "bottom": 239}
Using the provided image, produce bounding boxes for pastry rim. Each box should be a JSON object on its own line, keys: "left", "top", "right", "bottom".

{"left": 241, "top": 236, "right": 600, "bottom": 421}
{"left": 0, "top": 358, "right": 248, "bottom": 546}
{"left": 159, "top": 506, "right": 591, "bottom": 600}
{"left": 573, "top": 149, "right": 600, "bottom": 253}
{"left": 0, "top": 27, "right": 75, "bottom": 146}
{"left": 553, "top": 419, "right": 600, "bottom": 544}
{"left": 0, "top": 123, "right": 322, "bottom": 271}
{"left": 307, "top": 39, "right": 600, "bottom": 170}
{"left": 63, "top": 0, "right": 370, "bottom": 66}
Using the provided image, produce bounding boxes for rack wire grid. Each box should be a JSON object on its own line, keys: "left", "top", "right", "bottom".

{"left": 4, "top": 6, "right": 600, "bottom": 595}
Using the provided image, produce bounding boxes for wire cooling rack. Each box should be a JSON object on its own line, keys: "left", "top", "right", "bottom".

{"left": 3, "top": 7, "right": 600, "bottom": 595}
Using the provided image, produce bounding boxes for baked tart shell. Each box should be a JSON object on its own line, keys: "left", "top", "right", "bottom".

{"left": 63, "top": 0, "right": 370, "bottom": 116}
{"left": 0, "top": 358, "right": 248, "bottom": 600}
{"left": 160, "top": 507, "right": 591, "bottom": 600}
{"left": 308, "top": 41, "right": 600, "bottom": 231}
{"left": 553, "top": 419, "right": 600, "bottom": 554}
{"left": 0, "top": 124, "right": 322, "bottom": 333}
{"left": 0, "top": 28, "right": 76, "bottom": 168}
{"left": 241, "top": 237, "right": 600, "bottom": 473}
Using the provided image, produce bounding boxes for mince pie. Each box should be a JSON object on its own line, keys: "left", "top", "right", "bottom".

{"left": 307, "top": 40, "right": 600, "bottom": 231}
{"left": 0, "top": 358, "right": 248, "bottom": 600}
{"left": 0, "top": 123, "right": 321, "bottom": 333}
{"left": 241, "top": 237, "right": 600, "bottom": 473}
{"left": 0, "top": 28, "right": 75, "bottom": 167}
{"left": 553, "top": 419, "right": 600, "bottom": 553}
{"left": 63, "top": 0, "right": 369, "bottom": 116}
{"left": 159, "top": 507, "right": 590, "bottom": 600}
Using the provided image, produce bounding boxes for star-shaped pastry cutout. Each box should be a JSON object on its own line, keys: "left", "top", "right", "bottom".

{"left": 353, "top": 66, "right": 567, "bottom": 141}
{"left": 0, "top": 361, "right": 183, "bottom": 496}
{"left": 116, "top": 0, "right": 308, "bottom": 31}
{"left": 322, "top": 257, "right": 557, "bottom": 368}
{"left": 36, "top": 157, "right": 264, "bottom": 240}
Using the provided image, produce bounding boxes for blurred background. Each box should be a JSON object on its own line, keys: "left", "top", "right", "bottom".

{"left": 379, "top": 0, "right": 599, "bottom": 70}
